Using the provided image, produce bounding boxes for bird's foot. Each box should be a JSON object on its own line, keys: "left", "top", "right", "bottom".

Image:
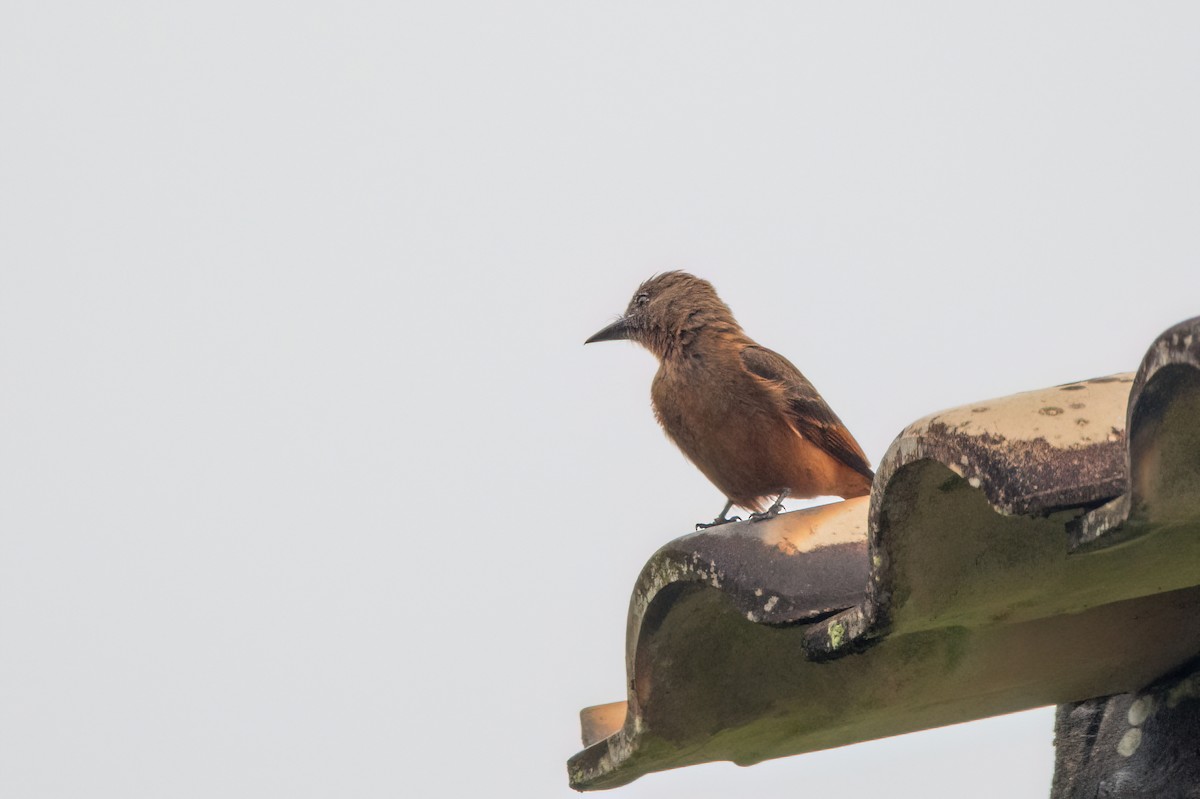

{"left": 696, "top": 499, "right": 741, "bottom": 530}
{"left": 748, "top": 506, "right": 782, "bottom": 523}
{"left": 695, "top": 514, "right": 742, "bottom": 530}
{"left": 749, "top": 489, "right": 790, "bottom": 523}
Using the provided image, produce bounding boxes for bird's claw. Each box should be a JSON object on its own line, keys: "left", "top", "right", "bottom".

{"left": 749, "top": 489, "right": 789, "bottom": 523}
{"left": 748, "top": 504, "right": 784, "bottom": 523}
{"left": 695, "top": 514, "right": 742, "bottom": 530}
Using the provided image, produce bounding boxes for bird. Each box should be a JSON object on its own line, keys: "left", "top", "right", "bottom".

{"left": 585, "top": 271, "right": 874, "bottom": 528}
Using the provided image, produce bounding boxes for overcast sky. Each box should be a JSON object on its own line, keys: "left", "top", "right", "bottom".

{"left": 3, "top": 2, "right": 1200, "bottom": 797}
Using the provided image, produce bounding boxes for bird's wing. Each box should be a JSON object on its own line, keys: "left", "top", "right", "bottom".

{"left": 740, "top": 345, "right": 875, "bottom": 480}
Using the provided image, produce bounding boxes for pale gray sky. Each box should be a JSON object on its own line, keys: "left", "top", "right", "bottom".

{"left": 3, "top": 2, "right": 1199, "bottom": 797}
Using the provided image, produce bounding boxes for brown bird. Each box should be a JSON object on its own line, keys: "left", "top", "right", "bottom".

{"left": 586, "top": 271, "right": 874, "bottom": 528}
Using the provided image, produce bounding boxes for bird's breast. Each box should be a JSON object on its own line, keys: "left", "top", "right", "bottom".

{"left": 651, "top": 357, "right": 769, "bottom": 456}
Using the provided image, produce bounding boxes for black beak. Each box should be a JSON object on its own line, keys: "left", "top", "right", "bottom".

{"left": 585, "top": 317, "right": 633, "bottom": 344}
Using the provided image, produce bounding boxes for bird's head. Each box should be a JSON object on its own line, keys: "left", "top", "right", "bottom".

{"left": 585, "top": 271, "right": 738, "bottom": 358}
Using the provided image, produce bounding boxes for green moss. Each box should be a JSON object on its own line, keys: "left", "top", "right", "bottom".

{"left": 828, "top": 621, "right": 846, "bottom": 649}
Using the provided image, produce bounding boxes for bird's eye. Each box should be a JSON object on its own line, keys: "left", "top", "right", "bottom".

{"left": 635, "top": 293, "right": 650, "bottom": 305}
